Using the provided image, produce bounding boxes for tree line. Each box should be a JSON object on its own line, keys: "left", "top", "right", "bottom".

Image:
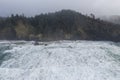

{"left": 0, "top": 10, "right": 120, "bottom": 41}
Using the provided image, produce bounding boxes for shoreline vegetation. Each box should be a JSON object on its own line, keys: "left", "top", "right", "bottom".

{"left": 0, "top": 10, "right": 120, "bottom": 42}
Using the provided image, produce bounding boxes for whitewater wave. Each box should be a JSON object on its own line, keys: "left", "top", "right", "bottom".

{"left": 0, "top": 40, "right": 120, "bottom": 80}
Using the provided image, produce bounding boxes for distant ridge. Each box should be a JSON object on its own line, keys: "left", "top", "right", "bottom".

{"left": 0, "top": 10, "right": 120, "bottom": 42}
{"left": 101, "top": 15, "right": 120, "bottom": 25}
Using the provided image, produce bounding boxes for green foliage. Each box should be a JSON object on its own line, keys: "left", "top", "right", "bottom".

{"left": 0, "top": 10, "right": 120, "bottom": 41}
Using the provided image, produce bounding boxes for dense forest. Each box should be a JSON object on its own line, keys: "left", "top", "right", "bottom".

{"left": 0, "top": 10, "right": 120, "bottom": 41}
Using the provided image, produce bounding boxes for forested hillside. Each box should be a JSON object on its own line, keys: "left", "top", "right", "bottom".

{"left": 0, "top": 10, "right": 120, "bottom": 41}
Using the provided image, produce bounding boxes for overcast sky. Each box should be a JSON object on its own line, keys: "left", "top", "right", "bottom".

{"left": 0, "top": 0, "right": 120, "bottom": 17}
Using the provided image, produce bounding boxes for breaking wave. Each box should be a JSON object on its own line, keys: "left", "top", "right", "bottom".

{"left": 0, "top": 40, "right": 120, "bottom": 80}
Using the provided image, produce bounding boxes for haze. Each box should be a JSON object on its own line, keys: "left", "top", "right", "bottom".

{"left": 0, "top": 0, "right": 120, "bottom": 17}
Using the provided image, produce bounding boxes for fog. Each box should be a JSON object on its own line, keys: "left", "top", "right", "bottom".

{"left": 0, "top": 0, "right": 120, "bottom": 17}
